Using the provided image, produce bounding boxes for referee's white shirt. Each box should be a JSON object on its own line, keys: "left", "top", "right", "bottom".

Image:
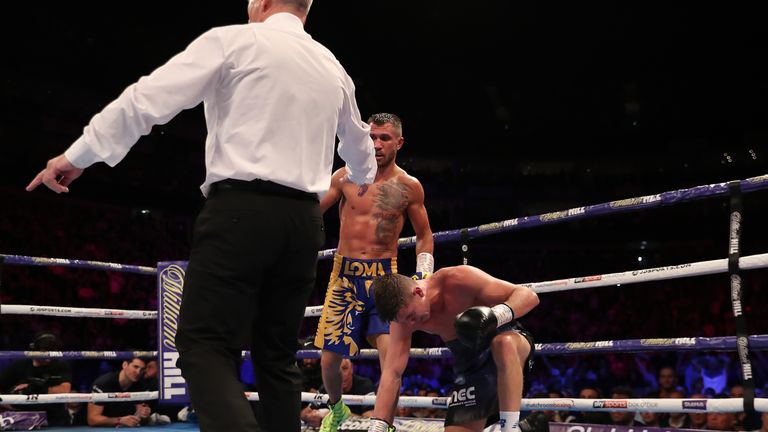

{"left": 64, "top": 13, "right": 376, "bottom": 197}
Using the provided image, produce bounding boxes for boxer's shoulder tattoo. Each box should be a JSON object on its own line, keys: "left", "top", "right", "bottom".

{"left": 374, "top": 180, "right": 409, "bottom": 213}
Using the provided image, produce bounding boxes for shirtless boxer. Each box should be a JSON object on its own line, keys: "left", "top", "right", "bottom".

{"left": 368, "top": 266, "right": 539, "bottom": 432}
{"left": 313, "top": 113, "right": 434, "bottom": 431}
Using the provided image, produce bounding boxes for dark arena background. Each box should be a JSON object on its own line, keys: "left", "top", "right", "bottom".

{"left": 1, "top": 1, "right": 767, "bottom": 431}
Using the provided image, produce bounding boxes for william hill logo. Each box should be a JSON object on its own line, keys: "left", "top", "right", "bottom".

{"left": 682, "top": 400, "right": 708, "bottom": 410}
{"left": 593, "top": 400, "right": 628, "bottom": 409}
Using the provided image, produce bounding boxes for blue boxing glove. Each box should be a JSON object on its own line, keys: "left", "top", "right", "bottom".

{"left": 412, "top": 252, "right": 434, "bottom": 280}
{"left": 454, "top": 304, "right": 515, "bottom": 350}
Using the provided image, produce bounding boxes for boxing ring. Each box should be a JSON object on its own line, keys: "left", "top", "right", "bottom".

{"left": 2, "top": 174, "right": 768, "bottom": 431}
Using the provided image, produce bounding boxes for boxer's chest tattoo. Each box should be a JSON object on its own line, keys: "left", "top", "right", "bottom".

{"left": 372, "top": 181, "right": 409, "bottom": 243}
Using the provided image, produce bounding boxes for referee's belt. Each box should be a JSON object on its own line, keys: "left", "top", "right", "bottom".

{"left": 209, "top": 178, "right": 318, "bottom": 202}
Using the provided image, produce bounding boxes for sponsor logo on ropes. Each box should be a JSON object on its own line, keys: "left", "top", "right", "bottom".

{"left": 426, "top": 348, "right": 444, "bottom": 357}
{"left": 342, "top": 417, "right": 445, "bottom": 432}
{"left": 593, "top": 400, "right": 658, "bottom": 409}
{"left": 28, "top": 306, "right": 72, "bottom": 314}
{"left": 478, "top": 222, "right": 503, "bottom": 232}
{"left": 108, "top": 393, "right": 132, "bottom": 399}
{"left": 524, "top": 280, "right": 569, "bottom": 289}
{"left": 737, "top": 336, "right": 753, "bottom": 380}
{"left": 574, "top": 275, "right": 602, "bottom": 283}
{"left": 306, "top": 306, "right": 324, "bottom": 316}
{"left": 432, "top": 397, "right": 448, "bottom": 407}
{"left": 640, "top": 338, "right": 696, "bottom": 346}
{"left": 540, "top": 207, "right": 586, "bottom": 222}
{"left": 746, "top": 175, "right": 768, "bottom": 184}
{"left": 729, "top": 212, "right": 741, "bottom": 255}
{"left": 478, "top": 218, "right": 519, "bottom": 233}
{"left": 55, "top": 394, "right": 92, "bottom": 401}
{"left": 682, "top": 400, "right": 708, "bottom": 410}
{"left": 397, "top": 236, "right": 416, "bottom": 246}
{"left": 593, "top": 400, "right": 627, "bottom": 409}
{"left": 345, "top": 395, "right": 365, "bottom": 405}
{"left": 104, "top": 310, "right": 125, "bottom": 316}
{"left": 528, "top": 400, "right": 576, "bottom": 409}
{"left": 628, "top": 401, "right": 659, "bottom": 408}
{"left": 609, "top": 195, "right": 661, "bottom": 208}
{"left": 32, "top": 257, "right": 65, "bottom": 265}
{"left": 81, "top": 351, "right": 112, "bottom": 358}
{"left": 450, "top": 386, "right": 477, "bottom": 408}
{"left": 565, "top": 341, "right": 614, "bottom": 350}
{"left": 731, "top": 276, "right": 743, "bottom": 317}
{"left": 631, "top": 263, "right": 692, "bottom": 276}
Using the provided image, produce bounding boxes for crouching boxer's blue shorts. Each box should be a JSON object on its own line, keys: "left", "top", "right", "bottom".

{"left": 444, "top": 321, "right": 534, "bottom": 427}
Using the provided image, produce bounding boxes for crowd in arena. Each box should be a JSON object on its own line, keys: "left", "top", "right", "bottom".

{"left": 1, "top": 184, "right": 767, "bottom": 429}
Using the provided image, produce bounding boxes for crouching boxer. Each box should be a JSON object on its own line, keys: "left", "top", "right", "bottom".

{"left": 367, "top": 266, "right": 539, "bottom": 432}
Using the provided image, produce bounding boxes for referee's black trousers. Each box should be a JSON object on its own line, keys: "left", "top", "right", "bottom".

{"left": 176, "top": 180, "right": 324, "bottom": 432}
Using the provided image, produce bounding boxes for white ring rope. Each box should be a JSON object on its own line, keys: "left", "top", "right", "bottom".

{"left": 4, "top": 333, "right": 768, "bottom": 361}
{"left": 0, "top": 391, "right": 157, "bottom": 405}
{"left": 3, "top": 391, "right": 767, "bottom": 414}
{"left": 293, "top": 394, "right": 768, "bottom": 413}
{"left": 524, "top": 253, "right": 768, "bottom": 294}
{"left": 0, "top": 305, "right": 156, "bottom": 319}
{"left": 12, "top": 391, "right": 761, "bottom": 413}
{"left": 521, "top": 398, "right": 768, "bottom": 413}
{"left": 4, "top": 253, "right": 766, "bottom": 320}
{"left": 17, "top": 391, "right": 753, "bottom": 413}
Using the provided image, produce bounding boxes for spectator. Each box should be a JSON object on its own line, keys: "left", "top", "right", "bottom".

{"left": 410, "top": 388, "right": 443, "bottom": 419}
{"left": 707, "top": 412, "right": 737, "bottom": 431}
{"left": 754, "top": 412, "right": 768, "bottom": 432}
{"left": 141, "top": 358, "right": 173, "bottom": 425}
{"left": 87, "top": 357, "right": 150, "bottom": 427}
{"left": 640, "top": 411, "right": 667, "bottom": 428}
{"left": 688, "top": 393, "right": 709, "bottom": 430}
{"left": 569, "top": 385, "right": 610, "bottom": 425}
{"left": 299, "top": 359, "right": 374, "bottom": 428}
{"left": 396, "top": 389, "right": 415, "bottom": 418}
{"left": 0, "top": 332, "right": 72, "bottom": 426}
{"left": 608, "top": 386, "right": 636, "bottom": 426}
{"left": 666, "top": 389, "right": 691, "bottom": 429}
{"left": 639, "top": 390, "right": 668, "bottom": 427}
{"left": 66, "top": 397, "right": 88, "bottom": 426}
{"left": 657, "top": 366, "right": 680, "bottom": 398}
{"left": 687, "top": 354, "right": 731, "bottom": 396}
